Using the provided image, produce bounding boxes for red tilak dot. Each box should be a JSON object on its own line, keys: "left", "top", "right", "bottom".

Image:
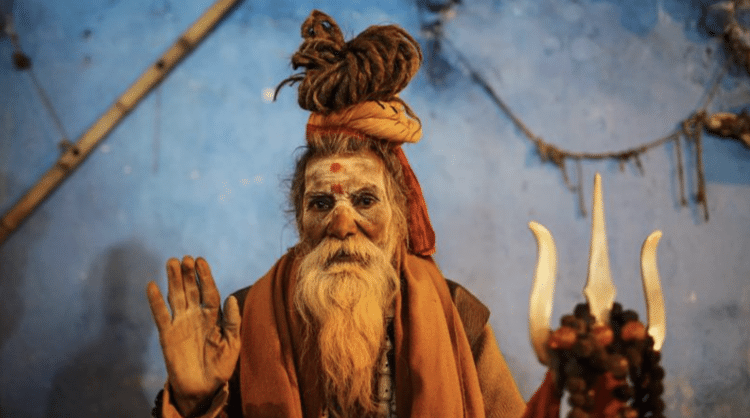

{"left": 331, "top": 184, "right": 343, "bottom": 194}
{"left": 329, "top": 163, "right": 341, "bottom": 173}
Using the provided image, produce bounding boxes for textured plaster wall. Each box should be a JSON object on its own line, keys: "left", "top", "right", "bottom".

{"left": 1, "top": 0, "right": 748, "bottom": 417}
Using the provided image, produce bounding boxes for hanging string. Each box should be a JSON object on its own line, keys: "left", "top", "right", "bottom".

{"left": 414, "top": 0, "right": 750, "bottom": 219}
{"left": 28, "top": 70, "right": 71, "bottom": 147}
{"left": 695, "top": 122, "right": 708, "bottom": 221}
{"left": 4, "top": 13, "right": 71, "bottom": 147}
{"left": 575, "top": 157, "right": 586, "bottom": 218}
{"left": 437, "top": 18, "right": 738, "bottom": 218}
{"left": 674, "top": 134, "right": 688, "bottom": 206}
{"left": 683, "top": 113, "right": 710, "bottom": 221}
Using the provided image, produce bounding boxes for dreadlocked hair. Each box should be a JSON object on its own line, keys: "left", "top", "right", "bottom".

{"left": 275, "top": 10, "right": 423, "bottom": 119}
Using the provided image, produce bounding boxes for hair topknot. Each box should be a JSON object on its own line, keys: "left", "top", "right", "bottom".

{"left": 275, "top": 10, "right": 423, "bottom": 114}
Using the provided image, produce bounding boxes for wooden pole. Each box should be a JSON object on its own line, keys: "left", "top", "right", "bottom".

{"left": 0, "top": 0, "right": 243, "bottom": 245}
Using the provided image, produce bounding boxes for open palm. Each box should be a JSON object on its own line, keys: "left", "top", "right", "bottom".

{"left": 147, "top": 256, "right": 241, "bottom": 415}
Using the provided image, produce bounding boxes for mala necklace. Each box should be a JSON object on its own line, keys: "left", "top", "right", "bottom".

{"left": 547, "top": 303, "right": 665, "bottom": 418}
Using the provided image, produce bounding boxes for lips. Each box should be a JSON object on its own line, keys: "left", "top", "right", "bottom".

{"left": 326, "top": 249, "right": 368, "bottom": 267}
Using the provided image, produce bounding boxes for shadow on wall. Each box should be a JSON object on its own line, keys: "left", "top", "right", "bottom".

{"left": 45, "top": 241, "right": 161, "bottom": 417}
{"left": 688, "top": 301, "right": 750, "bottom": 416}
{"left": 0, "top": 174, "right": 32, "bottom": 348}
{"left": 0, "top": 172, "right": 50, "bottom": 417}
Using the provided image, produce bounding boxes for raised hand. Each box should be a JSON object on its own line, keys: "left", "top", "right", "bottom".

{"left": 146, "top": 256, "right": 241, "bottom": 416}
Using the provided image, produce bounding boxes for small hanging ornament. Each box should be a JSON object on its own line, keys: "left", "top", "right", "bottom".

{"left": 12, "top": 51, "right": 31, "bottom": 70}
{"left": 705, "top": 110, "right": 750, "bottom": 148}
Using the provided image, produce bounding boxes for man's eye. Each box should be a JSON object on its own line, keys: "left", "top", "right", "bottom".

{"left": 353, "top": 194, "right": 377, "bottom": 208}
{"left": 309, "top": 197, "right": 333, "bottom": 211}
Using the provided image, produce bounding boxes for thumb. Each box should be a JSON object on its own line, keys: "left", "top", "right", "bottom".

{"left": 223, "top": 295, "right": 241, "bottom": 339}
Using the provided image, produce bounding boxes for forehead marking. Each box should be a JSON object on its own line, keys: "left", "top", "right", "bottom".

{"left": 331, "top": 184, "right": 343, "bottom": 194}
{"left": 329, "top": 162, "right": 342, "bottom": 173}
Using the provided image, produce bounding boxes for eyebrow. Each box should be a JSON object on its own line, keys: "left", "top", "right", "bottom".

{"left": 350, "top": 185, "right": 381, "bottom": 196}
{"left": 304, "top": 191, "right": 330, "bottom": 200}
{"left": 304, "top": 184, "right": 382, "bottom": 199}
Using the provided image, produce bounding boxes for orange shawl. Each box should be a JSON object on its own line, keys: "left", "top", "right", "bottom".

{"left": 239, "top": 249, "right": 485, "bottom": 417}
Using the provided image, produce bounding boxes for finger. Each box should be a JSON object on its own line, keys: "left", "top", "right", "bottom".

{"left": 181, "top": 256, "right": 201, "bottom": 308}
{"left": 196, "top": 257, "right": 221, "bottom": 310}
{"left": 166, "top": 258, "right": 186, "bottom": 314}
{"left": 146, "top": 281, "right": 171, "bottom": 333}
{"left": 223, "top": 295, "right": 242, "bottom": 340}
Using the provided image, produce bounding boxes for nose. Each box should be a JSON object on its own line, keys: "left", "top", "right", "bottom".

{"left": 327, "top": 206, "right": 358, "bottom": 240}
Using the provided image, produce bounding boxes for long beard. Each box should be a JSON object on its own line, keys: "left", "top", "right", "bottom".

{"left": 294, "top": 236, "right": 400, "bottom": 417}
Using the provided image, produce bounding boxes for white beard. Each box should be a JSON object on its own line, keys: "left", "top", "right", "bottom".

{"left": 294, "top": 236, "right": 400, "bottom": 417}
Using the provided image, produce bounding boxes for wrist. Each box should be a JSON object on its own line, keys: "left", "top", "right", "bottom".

{"left": 169, "top": 384, "right": 217, "bottom": 417}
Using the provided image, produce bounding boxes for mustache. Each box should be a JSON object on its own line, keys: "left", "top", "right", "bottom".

{"left": 307, "top": 237, "right": 378, "bottom": 269}
{"left": 325, "top": 248, "right": 370, "bottom": 268}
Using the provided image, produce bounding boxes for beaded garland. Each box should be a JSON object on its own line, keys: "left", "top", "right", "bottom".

{"left": 547, "top": 303, "right": 665, "bottom": 418}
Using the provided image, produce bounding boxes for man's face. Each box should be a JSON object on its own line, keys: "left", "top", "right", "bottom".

{"left": 295, "top": 151, "right": 401, "bottom": 415}
{"left": 301, "top": 150, "right": 394, "bottom": 253}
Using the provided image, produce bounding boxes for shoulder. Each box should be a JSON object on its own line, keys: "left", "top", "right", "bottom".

{"left": 445, "top": 279, "right": 491, "bottom": 350}
{"left": 403, "top": 255, "right": 491, "bottom": 334}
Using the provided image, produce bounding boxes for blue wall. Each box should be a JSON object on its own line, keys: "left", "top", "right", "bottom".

{"left": 1, "top": 0, "right": 749, "bottom": 416}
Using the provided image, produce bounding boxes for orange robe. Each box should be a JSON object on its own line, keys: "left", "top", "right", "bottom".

{"left": 158, "top": 250, "right": 527, "bottom": 418}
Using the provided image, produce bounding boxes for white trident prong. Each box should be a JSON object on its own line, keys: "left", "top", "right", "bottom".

{"left": 528, "top": 221, "right": 557, "bottom": 365}
{"left": 641, "top": 230, "right": 666, "bottom": 351}
{"left": 528, "top": 173, "right": 667, "bottom": 365}
{"left": 583, "top": 173, "right": 616, "bottom": 325}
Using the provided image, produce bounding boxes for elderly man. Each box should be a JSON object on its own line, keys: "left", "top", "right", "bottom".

{"left": 148, "top": 10, "right": 535, "bottom": 418}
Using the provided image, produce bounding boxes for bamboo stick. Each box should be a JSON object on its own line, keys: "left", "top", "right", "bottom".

{"left": 0, "top": 0, "right": 242, "bottom": 245}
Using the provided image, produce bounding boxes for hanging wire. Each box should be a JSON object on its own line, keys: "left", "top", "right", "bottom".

{"left": 27, "top": 70, "right": 71, "bottom": 146}
{"left": 4, "top": 13, "right": 71, "bottom": 146}
{"left": 674, "top": 134, "right": 688, "bottom": 206}
{"left": 423, "top": 2, "right": 745, "bottom": 219}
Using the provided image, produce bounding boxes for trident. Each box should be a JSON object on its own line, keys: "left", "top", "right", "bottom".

{"left": 528, "top": 173, "right": 666, "bottom": 365}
